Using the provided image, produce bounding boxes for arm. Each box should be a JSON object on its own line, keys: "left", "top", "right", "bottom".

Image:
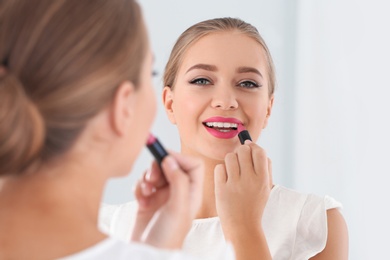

{"left": 131, "top": 153, "right": 204, "bottom": 249}
{"left": 225, "top": 225, "right": 271, "bottom": 260}
{"left": 310, "top": 209, "right": 349, "bottom": 260}
{"left": 215, "top": 141, "right": 272, "bottom": 260}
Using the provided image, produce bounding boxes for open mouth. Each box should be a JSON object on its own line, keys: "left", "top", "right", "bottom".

{"left": 203, "top": 122, "right": 238, "bottom": 132}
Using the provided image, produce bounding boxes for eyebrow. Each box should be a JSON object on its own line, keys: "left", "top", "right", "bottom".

{"left": 186, "top": 64, "right": 218, "bottom": 74}
{"left": 185, "top": 64, "right": 263, "bottom": 78}
{"left": 237, "top": 66, "right": 263, "bottom": 78}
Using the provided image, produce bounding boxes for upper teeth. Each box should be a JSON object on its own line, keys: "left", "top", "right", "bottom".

{"left": 205, "top": 122, "right": 238, "bottom": 128}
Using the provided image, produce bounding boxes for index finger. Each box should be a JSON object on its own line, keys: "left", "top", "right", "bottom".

{"left": 145, "top": 160, "right": 168, "bottom": 189}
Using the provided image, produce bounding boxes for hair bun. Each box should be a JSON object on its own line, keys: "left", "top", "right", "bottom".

{"left": 0, "top": 72, "right": 45, "bottom": 175}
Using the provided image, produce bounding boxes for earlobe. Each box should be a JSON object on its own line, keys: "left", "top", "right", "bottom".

{"left": 162, "top": 86, "right": 176, "bottom": 124}
{"left": 263, "top": 95, "right": 274, "bottom": 129}
{"left": 267, "top": 95, "right": 274, "bottom": 118}
{"left": 110, "top": 81, "right": 136, "bottom": 136}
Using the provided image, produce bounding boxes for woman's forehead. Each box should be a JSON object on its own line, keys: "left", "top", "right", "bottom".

{"left": 179, "top": 32, "right": 268, "bottom": 74}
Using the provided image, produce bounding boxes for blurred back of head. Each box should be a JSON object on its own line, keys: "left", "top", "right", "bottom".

{"left": 0, "top": 0, "right": 147, "bottom": 175}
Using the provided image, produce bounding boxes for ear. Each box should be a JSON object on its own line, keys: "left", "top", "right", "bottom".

{"left": 110, "top": 81, "right": 136, "bottom": 136}
{"left": 162, "top": 86, "right": 176, "bottom": 124}
{"left": 262, "top": 94, "right": 274, "bottom": 129}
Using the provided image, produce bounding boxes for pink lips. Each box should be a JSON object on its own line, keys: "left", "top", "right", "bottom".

{"left": 203, "top": 116, "right": 243, "bottom": 139}
{"left": 237, "top": 124, "right": 246, "bottom": 133}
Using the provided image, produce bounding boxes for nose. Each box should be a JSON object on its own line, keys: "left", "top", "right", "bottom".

{"left": 211, "top": 87, "right": 238, "bottom": 110}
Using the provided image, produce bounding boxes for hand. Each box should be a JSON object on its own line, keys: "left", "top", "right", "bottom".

{"left": 214, "top": 140, "right": 273, "bottom": 240}
{"left": 131, "top": 152, "right": 204, "bottom": 249}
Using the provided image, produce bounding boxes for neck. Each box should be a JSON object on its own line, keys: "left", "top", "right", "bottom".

{"left": 181, "top": 149, "right": 223, "bottom": 219}
{"left": 0, "top": 155, "right": 108, "bottom": 258}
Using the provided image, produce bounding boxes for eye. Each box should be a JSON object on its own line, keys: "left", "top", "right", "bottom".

{"left": 189, "top": 78, "right": 212, "bottom": 85}
{"left": 238, "top": 80, "right": 261, "bottom": 89}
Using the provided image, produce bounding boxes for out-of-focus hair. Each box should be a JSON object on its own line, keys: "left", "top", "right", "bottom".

{"left": 0, "top": 0, "right": 147, "bottom": 175}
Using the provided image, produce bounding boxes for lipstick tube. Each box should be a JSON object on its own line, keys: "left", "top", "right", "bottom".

{"left": 237, "top": 125, "right": 252, "bottom": 145}
{"left": 146, "top": 133, "right": 168, "bottom": 165}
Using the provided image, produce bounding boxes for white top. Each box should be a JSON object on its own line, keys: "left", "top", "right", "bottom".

{"left": 58, "top": 237, "right": 202, "bottom": 260}
{"left": 99, "top": 185, "right": 342, "bottom": 260}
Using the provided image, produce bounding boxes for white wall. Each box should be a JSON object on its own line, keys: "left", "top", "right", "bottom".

{"left": 103, "top": 0, "right": 390, "bottom": 258}
{"left": 294, "top": 0, "right": 390, "bottom": 259}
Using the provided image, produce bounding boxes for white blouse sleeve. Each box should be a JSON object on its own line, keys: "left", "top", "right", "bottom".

{"left": 291, "top": 194, "right": 342, "bottom": 259}
{"left": 98, "top": 203, "right": 118, "bottom": 235}
{"left": 99, "top": 201, "right": 138, "bottom": 241}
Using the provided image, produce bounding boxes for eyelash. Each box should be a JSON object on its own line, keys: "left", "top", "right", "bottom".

{"left": 189, "top": 78, "right": 211, "bottom": 85}
{"left": 189, "top": 78, "right": 262, "bottom": 89}
{"left": 237, "top": 80, "right": 261, "bottom": 89}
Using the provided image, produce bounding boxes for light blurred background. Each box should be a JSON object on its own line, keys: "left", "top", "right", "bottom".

{"left": 102, "top": 1, "right": 390, "bottom": 259}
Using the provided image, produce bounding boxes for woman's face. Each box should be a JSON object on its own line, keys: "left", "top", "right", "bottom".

{"left": 164, "top": 31, "right": 274, "bottom": 161}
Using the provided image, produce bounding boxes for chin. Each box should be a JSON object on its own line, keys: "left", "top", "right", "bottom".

{"left": 115, "top": 156, "right": 136, "bottom": 178}
{"left": 200, "top": 145, "right": 237, "bottom": 161}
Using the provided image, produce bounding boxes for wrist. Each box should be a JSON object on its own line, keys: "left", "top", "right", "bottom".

{"left": 223, "top": 222, "right": 264, "bottom": 243}
{"left": 224, "top": 225, "right": 272, "bottom": 260}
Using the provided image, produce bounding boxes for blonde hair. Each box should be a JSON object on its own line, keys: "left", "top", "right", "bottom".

{"left": 164, "top": 17, "right": 276, "bottom": 95}
{"left": 0, "top": 0, "right": 147, "bottom": 175}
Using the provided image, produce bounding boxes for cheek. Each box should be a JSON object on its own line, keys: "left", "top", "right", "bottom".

{"left": 246, "top": 97, "right": 268, "bottom": 115}
{"left": 139, "top": 86, "right": 156, "bottom": 129}
{"left": 173, "top": 92, "right": 204, "bottom": 122}
{"left": 244, "top": 98, "right": 270, "bottom": 132}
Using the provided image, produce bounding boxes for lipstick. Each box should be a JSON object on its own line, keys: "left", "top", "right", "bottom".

{"left": 146, "top": 133, "right": 168, "bottom": 165}
{"left": 237, "top": 124, "right": 252, "bottom": 144}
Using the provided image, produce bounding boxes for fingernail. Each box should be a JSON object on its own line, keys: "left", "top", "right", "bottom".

{"left": 145, "top": 169, "right": 152, "bottom": 181}
{"left": 244, "top": 139, "right": 252, "bottom": 145}
{"left": 164, "top": 156, "right": 179, "bottom": 171}
{"left": 141, "top": 182, "right": 153, "bottom": 196}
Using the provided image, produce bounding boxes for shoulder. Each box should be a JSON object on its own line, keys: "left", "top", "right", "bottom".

{"left": 60, "top": 237, "right": 201, "bottom": 260}
{"left": 310, "top": 209, "right": 349, "bottom": 259}
{"left": 99, "top": 201, "right": 138, "bottom": 239}
{"left": 265, "top": 185, "right": 346, "bottom": 259}
{"left": 268, "top": 185, "right": 342, "bottom": 212}
{"left": 268, "top": 185, "right": 343, "bottom": 236}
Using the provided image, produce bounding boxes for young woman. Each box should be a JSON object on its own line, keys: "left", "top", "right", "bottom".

{"left": 100, "top": 18, "right": 349, "bottom": 259}
{"left": 0, "top": 1, "right": 237, "bottom": 259}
